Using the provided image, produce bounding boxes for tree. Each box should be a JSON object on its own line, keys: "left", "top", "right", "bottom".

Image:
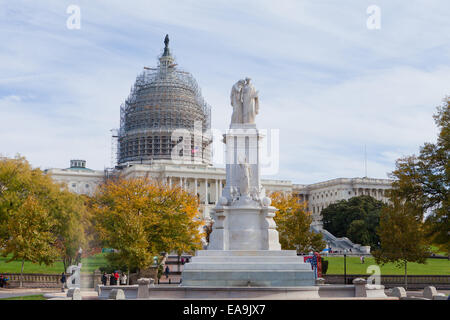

{"left": 372, "top": 198, "right": 430, "bottom": 289}
{"left": 271, "top": 192, "right": 326, "bottom": 253}
{"left": 4, "top": 195, "right": 60, "bottom": 287}
{"left": 50, "top": 191, "right": 90, "bottom": 271}
{"left": 92, "top": 177, "right": 203, "bottom": 282}
{"left": 389, "top": 97, "right": 449, "bottom": 256}
{"left": 321, "top": 195, "right": 383, "bottom": 248}
{"left": 0, "top": 155, "right": 88, "bottom": 278}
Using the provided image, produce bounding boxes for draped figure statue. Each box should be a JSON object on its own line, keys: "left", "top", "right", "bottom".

{"left": 230, "top": 79, "right": 245, "bottom": 124}
{"left": 230, "top": 78, "right": 259, "bottom": 125}
{"left": 242, "top": 78, "right": 259, "bottom": 124}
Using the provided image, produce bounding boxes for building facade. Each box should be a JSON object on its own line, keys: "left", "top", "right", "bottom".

{"left": 293, "top": 178, "right": 392, "bottom": 228}
{"left": 46, "top": 159, "right": 392, "bottom": 227}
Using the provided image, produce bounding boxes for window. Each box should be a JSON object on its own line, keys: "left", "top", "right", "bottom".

{"left": 85, "top": 184, "right": 89, "bottom": 188}
{"left": 72, "top": 183, "right": 76, "bottom": 188}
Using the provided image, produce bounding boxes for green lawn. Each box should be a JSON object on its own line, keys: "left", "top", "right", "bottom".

{"left": 0, "top": 295, "right": 46, "bottom": 300}
{"left": 324, "top": 256, "right": 450, "bottom": 275}
{"left": 0, "top": 253, "right": 108, "bottom": 274}
{"left": 1, "top": 253, "right": 449, "bottom": 276}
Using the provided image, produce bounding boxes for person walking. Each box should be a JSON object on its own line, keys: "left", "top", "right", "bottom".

{"left": 109, "top": 273, "right": 115, "bottom": 285}
{"left": 101, "top": 272, "right": 108, "bottom": 286}
{"left": 60, "top": 272, "right": 66, "bottom": 292}
{"left": 164, "top": 265, "right": 170, "bottom": 279}
{"left": 120, "top": 273, "right": 127, "bottom": 285}
{"left": 114, "top": 271, "right": 120, "bottom": 285}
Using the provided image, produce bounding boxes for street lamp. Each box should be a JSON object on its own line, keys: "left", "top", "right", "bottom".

{"left": 344, "top": 253, "right": 347, "bottom": 284}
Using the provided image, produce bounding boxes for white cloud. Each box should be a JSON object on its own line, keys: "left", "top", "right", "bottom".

{"left": 0, "top": 0, "right": 449, "bottom": 184}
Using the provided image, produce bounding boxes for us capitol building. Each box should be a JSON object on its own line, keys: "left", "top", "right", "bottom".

{"left": 45, "top": 36, "right": 392, "bottom": 253}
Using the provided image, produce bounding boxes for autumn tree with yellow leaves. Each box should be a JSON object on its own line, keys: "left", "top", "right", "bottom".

{"left": 0, "top": 155, "right": 89, "bottom": 285}
{"left": 271, "top": 192, "right": 325, "bottom": 253}
{"left": 91, "top": 177, "right": 203, "bottom": 281}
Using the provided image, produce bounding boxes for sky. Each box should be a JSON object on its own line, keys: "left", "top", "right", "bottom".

{"left": 0, "top": 0, "right": 449, "bottom": 184}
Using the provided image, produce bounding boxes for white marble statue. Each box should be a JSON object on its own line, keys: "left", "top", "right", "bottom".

{"left": 230, "top": 78, "right": 259, "bottom": 125}
{"left": 242, "top": 78, "right": 259, "bottom": 124}
{"left": 230, "top": 79, "right": 245, "bottom": 124}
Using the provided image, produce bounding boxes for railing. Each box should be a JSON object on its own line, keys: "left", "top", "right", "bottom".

{"left": 0, "top": 272, "right": 101, "bottom": 288}
{"left": 0, "top": 273, "right": 62, "bottom": 288}
{"left": 324, "top": 274, "right": 450, "bottom": 289}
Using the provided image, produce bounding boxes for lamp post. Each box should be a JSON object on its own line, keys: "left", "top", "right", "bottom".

{"left": 344, "top": 253, "right": 347, "bottom": 284}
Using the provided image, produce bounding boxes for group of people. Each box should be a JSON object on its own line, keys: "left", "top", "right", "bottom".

{"left": 101, "top": 271, "right": 127, "bottom": 286}
{"left": 0, "top": 275, "right": 9, "bottom": 288}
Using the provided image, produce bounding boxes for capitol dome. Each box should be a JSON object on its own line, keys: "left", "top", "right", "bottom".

{"left": 117, "top": 35, "right": 212, "bottom": 166}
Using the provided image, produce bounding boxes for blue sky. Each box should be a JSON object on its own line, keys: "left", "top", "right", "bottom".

{"left": 0, "top": 0, "right": 449, "bottom": 184}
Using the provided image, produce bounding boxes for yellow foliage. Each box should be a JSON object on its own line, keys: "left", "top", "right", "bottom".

{"left": 91, "top": 177, "right": 204, "bottom": 270}
{"left": 271, "top": 192, "right": 325, "bottom": 253}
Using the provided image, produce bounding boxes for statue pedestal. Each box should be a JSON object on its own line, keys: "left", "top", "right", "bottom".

{"left": 208, "top": 205, "right": 281, "bottom": 250}
{"left": 182, "top": 250, "right": 315, "bottom": 287}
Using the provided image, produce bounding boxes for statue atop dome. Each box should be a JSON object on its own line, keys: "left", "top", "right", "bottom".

{"left": 162, "top": 34, "right": 171, "bottom": 58}
{"left": 164, "top": 34, "right": 169, "bottom": 48}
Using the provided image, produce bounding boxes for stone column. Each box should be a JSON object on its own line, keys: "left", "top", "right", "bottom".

{"left": 215, "top": 179, "right": 219, "bottom": 204}
{"left": 137, "top": 278, "right": 151, "bottom": 299}
{"left": 194, "top": 178, "right": 198, "bottom": 197}
{"left": 169, "top": 177, "right": 172, "bottom": 188}
{"left": 353, "top": 278, "right": 367, "bottom": 297}
{"left": 204, "top": 179, "right": 208, "bottom": 204}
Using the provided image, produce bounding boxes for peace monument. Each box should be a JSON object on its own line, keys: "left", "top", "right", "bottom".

{"left": 181, "top": 79, "right": 316, "bottom": 287}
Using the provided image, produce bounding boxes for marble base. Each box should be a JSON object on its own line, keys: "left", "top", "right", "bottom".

{"left": 208, "top": 206, "right": 281, "bottom": 250}
{"left": 181, "top": 250, "right": 315, "bottom": 287}
{"left": 144, "top": 286, "right": 320, "bottom": 299}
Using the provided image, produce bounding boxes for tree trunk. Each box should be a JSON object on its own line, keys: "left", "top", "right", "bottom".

{"left": 20, "top": 259, "right": 25, "bottom": 288}
{"left": 404, "top": 260, "right": 407, "bottom": 290}
{"left": 127, "top": 269, "right": 130, "bottom": 285}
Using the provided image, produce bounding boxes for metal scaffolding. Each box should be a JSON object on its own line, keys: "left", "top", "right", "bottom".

{"left": 117, "top": 36, "right": 212, "bottom": 166}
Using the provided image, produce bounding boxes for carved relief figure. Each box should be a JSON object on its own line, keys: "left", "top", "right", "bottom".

{"left": 239, "top": 161, "right": 251, "bottom": 196}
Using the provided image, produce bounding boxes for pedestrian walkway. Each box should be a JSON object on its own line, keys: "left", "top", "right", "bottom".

{"left": 43, "top": 290, "right": 99, "bottom": 300}
{"left": 0, "top": 288, "right": 58, "bottom": 299}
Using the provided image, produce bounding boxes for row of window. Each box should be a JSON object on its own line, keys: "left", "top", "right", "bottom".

{"left": 311, "top": 189, "right": 385, "bottom": 201}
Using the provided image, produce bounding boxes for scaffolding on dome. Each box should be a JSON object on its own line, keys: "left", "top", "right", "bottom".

{"left": 117, "top": 43, "right": 212, "bottom": 166}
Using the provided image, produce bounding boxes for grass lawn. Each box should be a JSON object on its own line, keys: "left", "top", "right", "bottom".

{"left": 0, "top": 253, "right": 108, "bottom": 274}
{"left": 0, "top": 295, "right": 46, "bottom": 300}
{"left": 324, "top": 256, "right": 450, "bottom": 275}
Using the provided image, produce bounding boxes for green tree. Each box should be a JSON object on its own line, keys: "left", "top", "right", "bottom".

{"left": 271, "top": 192, "right": 326, "bottom": 253}
{"left": 321, "top": 195, "right": 383, "bottom": 248}
{"left": 389, "top": 97, "right": 449, "bottom": 257}
{"left": 50, "top": 191, "right": 90, "bottom": 270}
{"left": 372, "top": 198, "right": 430, "bottom": 289}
